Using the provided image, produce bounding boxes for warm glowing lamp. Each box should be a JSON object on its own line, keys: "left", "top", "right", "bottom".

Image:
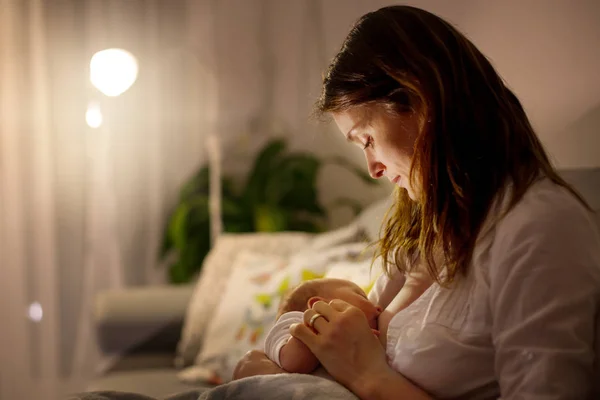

{"left": 90, "top": 48, "right": 138, "bottom": 97}
{"left": 87, "top": 48, "right": 137, "bottom": 128}
{"left": 85, "top": 102, "right": 103, "bottom": 129}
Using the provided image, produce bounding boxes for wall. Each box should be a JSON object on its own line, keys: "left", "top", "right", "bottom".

{"left": 204, "top": 0, "right": 600, "bottom": 227}
{"left": 449, "top": 0, "right": 600, "bottom": 168}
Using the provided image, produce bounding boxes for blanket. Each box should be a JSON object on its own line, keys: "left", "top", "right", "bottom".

{"left": 71, "top": 374, "right": 359, "bottom": 400}
{"left": 196, "top": 374, "right": 358, "bottom": 400}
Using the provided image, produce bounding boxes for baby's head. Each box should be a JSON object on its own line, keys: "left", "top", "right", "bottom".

{"left": 277, "top": 278, "right": 381, "bottom": 329}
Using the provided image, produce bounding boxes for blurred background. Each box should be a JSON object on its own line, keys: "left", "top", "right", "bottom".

{"left": 0, "top": 0, "right": 599, "bottom": 398}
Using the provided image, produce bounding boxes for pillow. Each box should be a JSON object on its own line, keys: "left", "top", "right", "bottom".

{"left": 179, "top": 251, "right": 289, "bottom": 385}
{"left": 325, "top": 257, "right": 383, "bottom": 296}
{"left": 176, "top": 232, "right": 314, "bottom": 367}
{"left": 353, "top": 196, "right": 393, "bottom": 242}
{"left": 179, "top": 241, "right": 375, "bottom": 384}
{"left": 307, "top": 223, "right": 367, "bottom": 251}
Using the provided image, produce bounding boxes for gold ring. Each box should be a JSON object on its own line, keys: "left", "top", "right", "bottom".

{"left": 308, "top": 313, "right": 324, "bottom": 329}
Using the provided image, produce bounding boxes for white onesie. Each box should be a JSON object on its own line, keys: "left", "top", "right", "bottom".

{"left": 263, "top": 311, "right": 304, "bottom": 368}
{"left": 263, "top": 311, "right": 333, "bottom": 379}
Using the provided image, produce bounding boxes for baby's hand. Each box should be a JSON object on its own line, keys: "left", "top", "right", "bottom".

{"left": 371, "top": 328, "right": 380, "bottom": 337}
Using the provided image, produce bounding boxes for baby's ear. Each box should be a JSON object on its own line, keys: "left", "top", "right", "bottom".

{"left": 307, "top": 296, "right": 325, "bottom": 309}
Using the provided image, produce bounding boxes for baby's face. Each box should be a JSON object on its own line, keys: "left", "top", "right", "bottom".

{"left": 326, "top": 282, "right": 381, "bottom": 329}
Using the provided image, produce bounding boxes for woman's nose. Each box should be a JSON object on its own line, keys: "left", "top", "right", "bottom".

{"left": 366, "top": 155, "right": 385, "bottom": 179}
{"left": 365, "top": 150, "right": 385, "bottom": 179}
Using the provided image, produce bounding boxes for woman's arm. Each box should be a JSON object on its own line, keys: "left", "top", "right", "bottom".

{"left": 290, "top": 300, "right": 434, "bottom": 400}
{"left": 358, "top": 368, "right": 433, "bottom": 400}
{"left": 489, "top": 197, "right": 600, "bottom": 398}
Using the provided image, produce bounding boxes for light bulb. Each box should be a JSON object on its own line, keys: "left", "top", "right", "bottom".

{"left": 90, "top": 48, "right": 138, "bottom": 97}
{"left": 28, "top": 302, "right": 43, "bottom": 322}
{"left": 86, "top": 103, "right": 103, "bottom": 128}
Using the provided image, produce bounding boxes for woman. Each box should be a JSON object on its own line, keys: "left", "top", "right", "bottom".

{"left": 234, "top": 5, "right": 600, "bottom": 399}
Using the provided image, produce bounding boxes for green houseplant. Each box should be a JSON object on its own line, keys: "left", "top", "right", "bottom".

{"left": 160, "top": 138, "right": 376, "bottom": 283}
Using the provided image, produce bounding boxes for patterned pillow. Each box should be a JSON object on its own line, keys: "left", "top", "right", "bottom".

{"left": 175, "top": 232, "right": 314, "bottom": 368}
{"left": 324, "top": 258, "right": 383, "bottom": 296}
{"left": 179, "top": 241, "right": 373, "bottom": 384}
{"left": 178, "top": 251, "right": 289, "bottom": 384}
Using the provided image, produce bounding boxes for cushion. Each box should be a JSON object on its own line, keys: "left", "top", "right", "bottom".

{"left": 353, "top": 196, "right": 393, "bottom": 242}
{"left": 175, "top": 232, "right": 314, "bottom": 367}
{"left": 308, "top": 223, "right": 367, "bottom": 251}
{"left": 179, "top": 251, "right": 290, "bottom": 384}
{"left": 324, "top": 257, "right": 383, "bottom": 296}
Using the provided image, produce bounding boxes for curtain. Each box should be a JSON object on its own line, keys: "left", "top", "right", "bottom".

{"left": 0, "top": 0, "right": 218, "bottom": 398}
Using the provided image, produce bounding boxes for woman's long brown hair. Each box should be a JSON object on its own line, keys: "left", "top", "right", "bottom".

{"left": 315, "top": 6, "right": 589, "bottom": 285}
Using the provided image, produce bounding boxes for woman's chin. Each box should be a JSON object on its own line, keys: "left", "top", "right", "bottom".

{"left": 400, "top": 185, "right": 417, "bottom": 201}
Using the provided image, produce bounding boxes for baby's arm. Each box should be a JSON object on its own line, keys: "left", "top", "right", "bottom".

{"left": 279, "top": 337, "right": 319, "bottom": 374}
{"left": 264, "top": 311, "right": 319, "bottom": 374}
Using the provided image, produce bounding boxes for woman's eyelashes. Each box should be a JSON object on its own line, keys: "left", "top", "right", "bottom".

{"left": 362, "top": 136, "right": 374, "bottom": 150}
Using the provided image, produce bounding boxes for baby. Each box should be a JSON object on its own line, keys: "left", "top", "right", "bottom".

{"left": 263, "top": 272, "right": 434, "bottom": 376}
{"left": 263, "top": 278, "right": 382, "bottom": 375}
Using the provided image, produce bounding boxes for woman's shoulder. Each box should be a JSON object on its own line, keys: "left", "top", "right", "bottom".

{"left": 488, "top": 177, "right": 600, "bottom": 282}
{"left": 496, "top": 177, "right": 598, "bottom": 242}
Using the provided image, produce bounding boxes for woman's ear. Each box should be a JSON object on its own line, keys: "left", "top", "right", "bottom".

{"left": 307, "top": 296, "right": 325, "bottom": 309}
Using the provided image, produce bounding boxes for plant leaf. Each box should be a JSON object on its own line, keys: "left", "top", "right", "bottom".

{"left": 242, "top": 138, "right": 287, "bottom": 207}
{"left": 159, "top": 222, "right": 174, "bottom": 260}
{"left": 222, "top": 197, "right": 254, "bottom": 232}
{"left": 169, "top": 232, "right": 211, "bottom": 284}
{"left": 168, "top": 203, "right": 191, "bottom": 251}
{"left": 287, "top": 218, "right": 324, "bottom": 233}
{"left": 254, "top": 204, "right": 289, "bottom": 232}
{"left": 280, "top": 186, "right": 325, "bottom": 216}
{"left": 266, "top": 153, "right": 324, "bottom": 215}
{"left": 221, "top": 198, "right": 246, "bottom": 218}
{"left": 223, "top": 220, "right": 254, "bottom": 233}
{"left": 221, "top": 176, "right": 238, "bottom": 199}
{"left": 183, "top": 196, "right": 210, "bottom": 236}
{"left": 179, "top": 166, "right": 210, "bottom": 201}
{"left": 179, "top": 166, "right": 238, "bottom": 206}
{"left": 168, "top": 261, "right": 189, "bottom": 284}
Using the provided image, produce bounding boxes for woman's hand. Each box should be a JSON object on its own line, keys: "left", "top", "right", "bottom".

{"left": 289, "top": 300, "right": 391, "bottom": 397}
{"left": 291, "top": 300, "right": 432, "bottom": 400}
{"left": 232, "top": 350, "right": 286, "bottom": 381}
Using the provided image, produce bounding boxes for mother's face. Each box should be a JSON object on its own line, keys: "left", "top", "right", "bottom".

{"left": 333, "top": 105, "right": 420, "bottom": 200}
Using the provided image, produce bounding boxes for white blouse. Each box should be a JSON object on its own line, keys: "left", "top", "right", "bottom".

{"left": 368, "top": 178, "right": 600, "bottom": 399}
